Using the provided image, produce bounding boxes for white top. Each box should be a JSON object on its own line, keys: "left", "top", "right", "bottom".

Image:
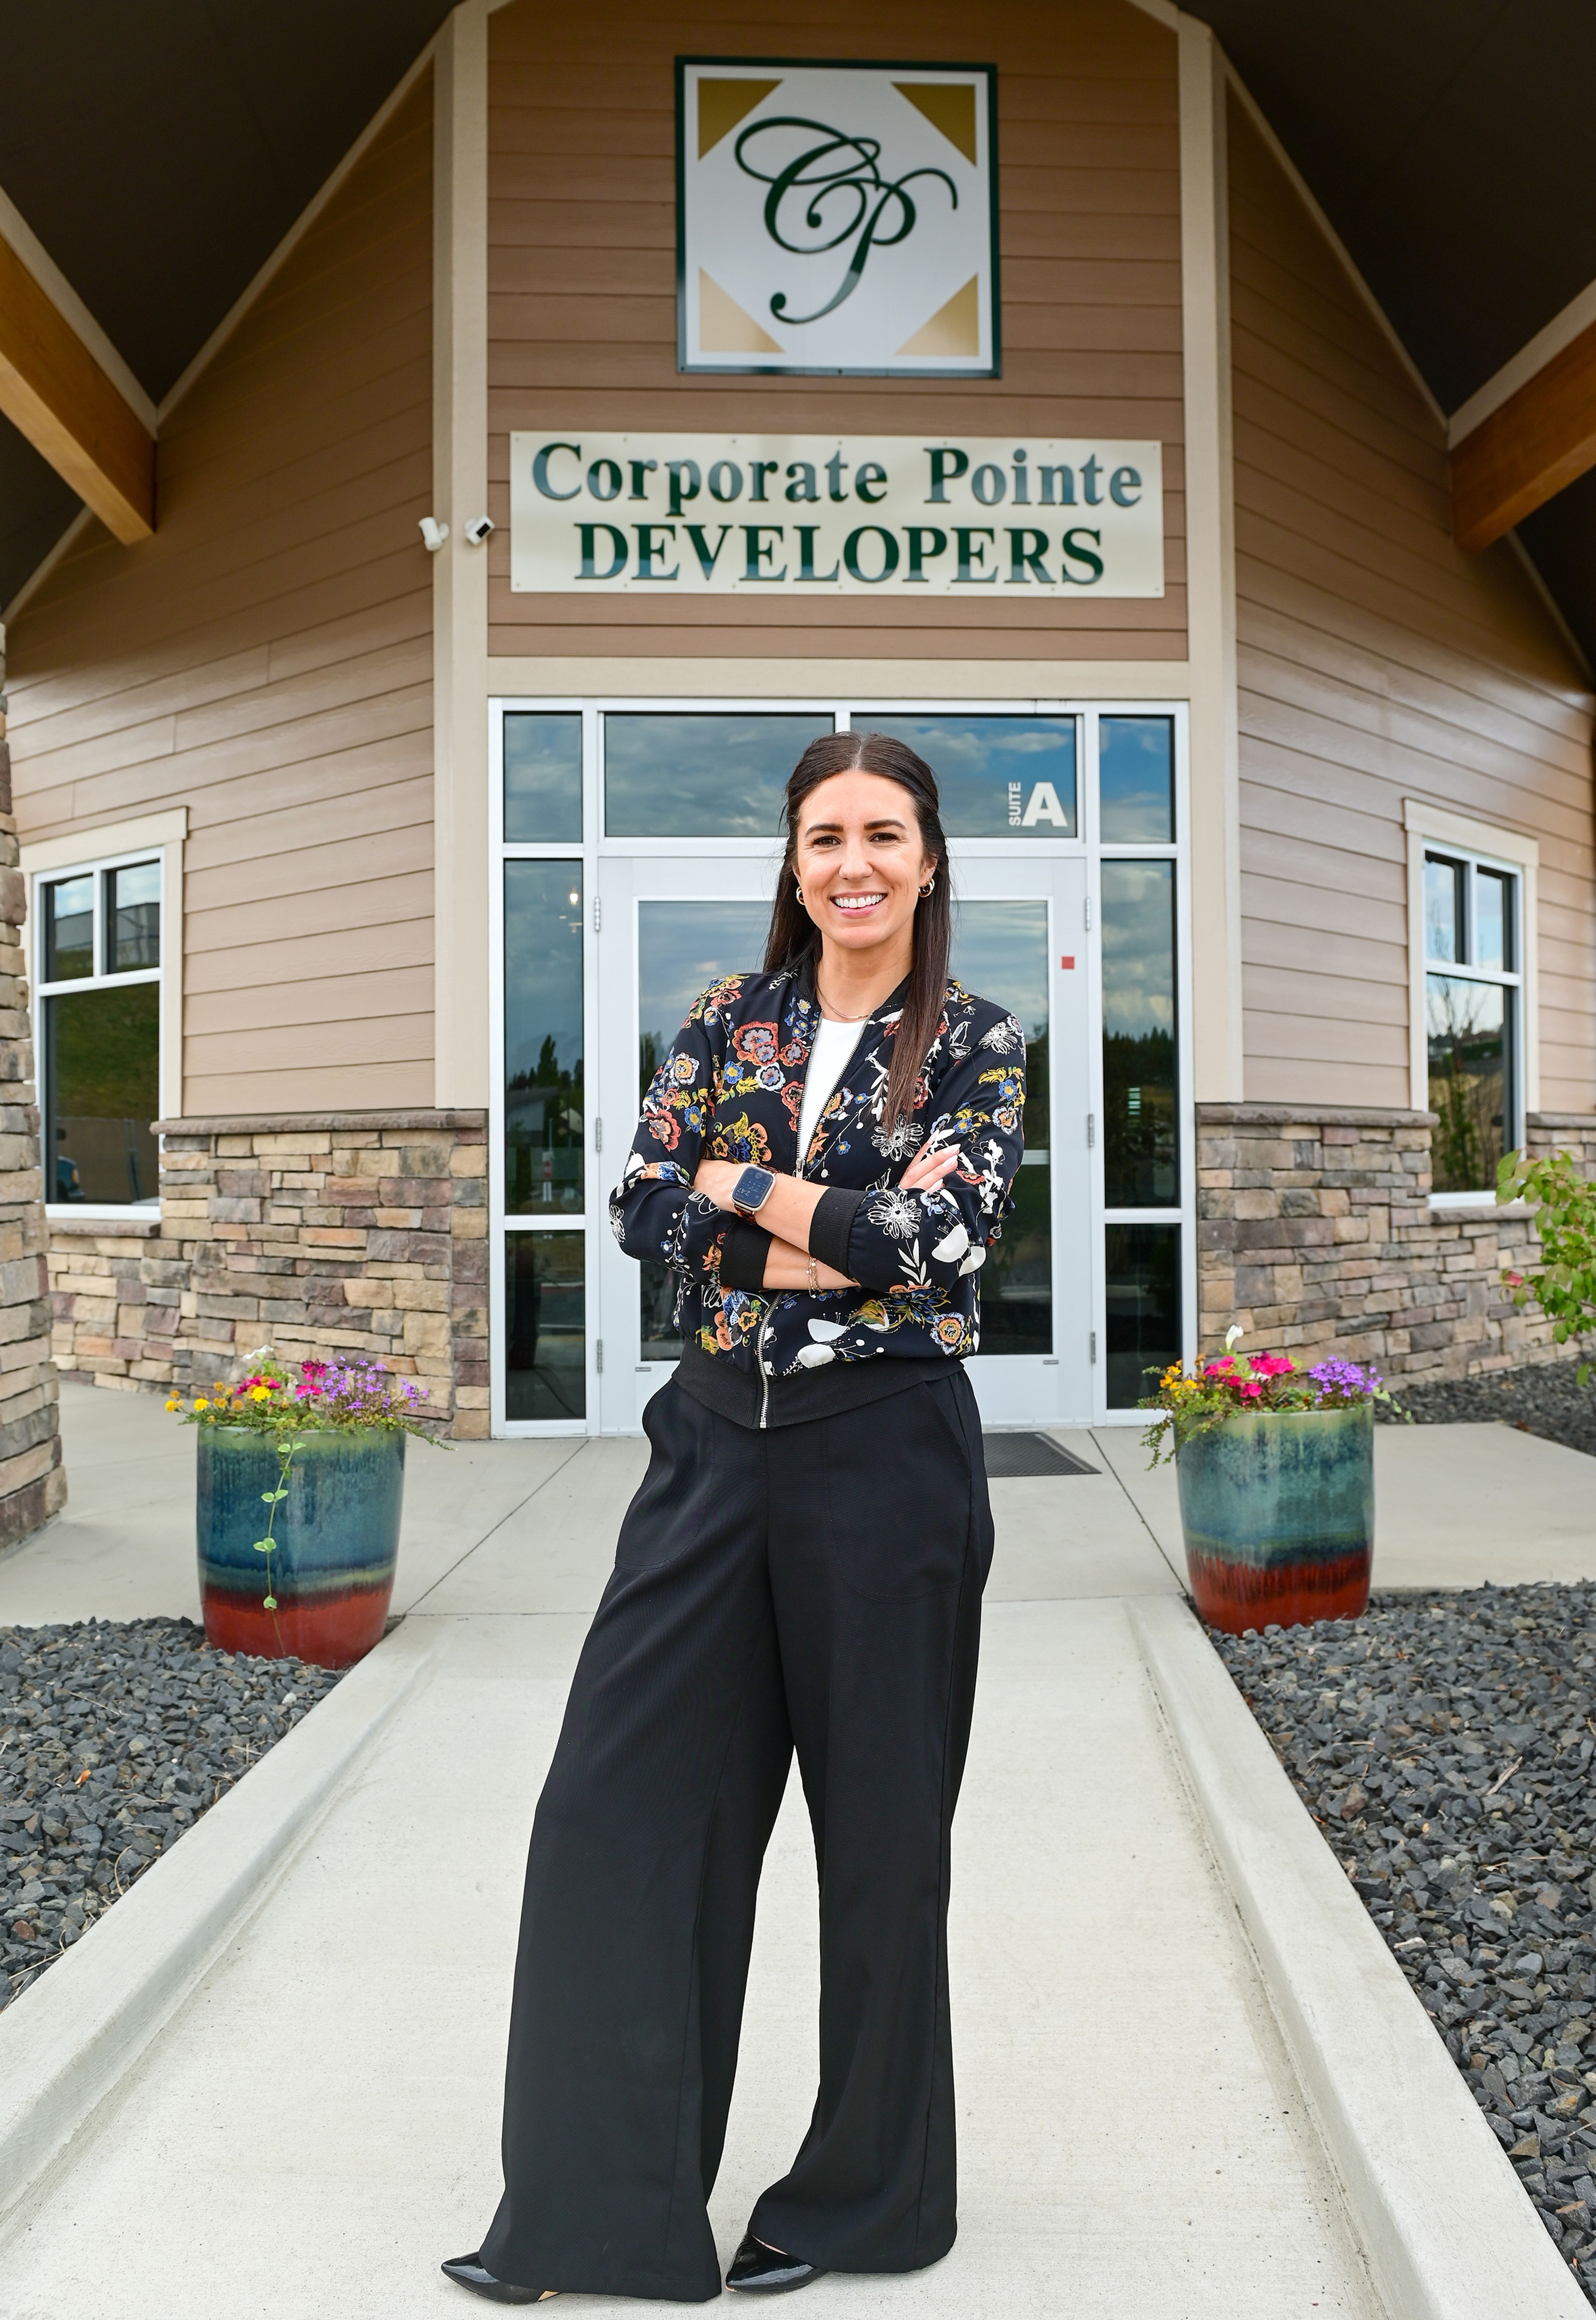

{"left": 796, "top": 1016, "right": 866, "bottom": 1162}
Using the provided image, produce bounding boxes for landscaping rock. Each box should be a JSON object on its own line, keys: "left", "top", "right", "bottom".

{"left": 1382, "top": 1358, "right": 1596, "bottom": 1460}
{"left": 0, "top": 1616, "right": 341, "bottom": 2013}
{"left": 1214, "top": 1585, "right": 1596, "bottom": 2306}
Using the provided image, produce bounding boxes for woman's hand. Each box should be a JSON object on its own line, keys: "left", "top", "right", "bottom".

{"left": 692, "top": 1158, "right": 744, "bottom": 1212}
{"left": 899, "top": 1142, "right": 961, "bottom": 1195}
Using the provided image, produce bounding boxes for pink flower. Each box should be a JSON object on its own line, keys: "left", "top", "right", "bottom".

{"left": 1239, "top": 1379, "right": 1264, "bottom": 1399}
{"left": 1249, "top": 1354, "right": 1296, "bottom": 1377}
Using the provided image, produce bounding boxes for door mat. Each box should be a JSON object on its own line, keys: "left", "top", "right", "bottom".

{"left": 982, "top": 1432, "right": 1098, "bottom": 1478}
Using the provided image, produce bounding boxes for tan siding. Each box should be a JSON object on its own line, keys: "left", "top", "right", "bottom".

{"left": 1229, "top": 98, "right": 1596, "bottom": 1112}
{"left": 485, "top": 0, "right": 1185, "bottom": 662}
{"left": 7, "top": 83, "right": 434, "bottom": 1116}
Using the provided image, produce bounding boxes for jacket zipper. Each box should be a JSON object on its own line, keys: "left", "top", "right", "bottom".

{"left": 756, "top": 1301, "right": 774, "bottom": 1430}
{"left": 762, "top": 1005, "right": 813, "bottom": 1431}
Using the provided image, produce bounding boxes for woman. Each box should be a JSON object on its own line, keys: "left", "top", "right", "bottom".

{"left": 445, "top": 731, "right": 1026, "bottom": 2304}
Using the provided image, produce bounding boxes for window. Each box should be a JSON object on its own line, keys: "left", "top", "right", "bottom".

{"left": 851, "top": 713, "right": 1078, "bottom": 836}
{"left": 1422, "top": 846, "right": 1522, "bottom": 1194}
{"left": 603, "top": 713, "right": 830, "bottom": 836}
{"left": 1099, "top": 714, "right": 1183, "bottom": 1405}
{"left": 37, "top": 856, "right": 163, "bottom": 1207}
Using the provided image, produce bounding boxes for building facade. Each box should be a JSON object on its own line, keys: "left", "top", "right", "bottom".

{"left": 3, "top": 0, "right": 1593, "bottom": 1436}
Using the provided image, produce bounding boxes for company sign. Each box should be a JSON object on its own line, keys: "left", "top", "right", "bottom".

{"left": 677, "top": 58, "right": 999, "bottom": 377}
{"left": 509, "top": 433, "right": 1164, "bottom": 597}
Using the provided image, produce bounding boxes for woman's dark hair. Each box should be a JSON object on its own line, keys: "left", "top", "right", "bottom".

{"left": 764, "top": 730, "right": 951, "bottom": 1127}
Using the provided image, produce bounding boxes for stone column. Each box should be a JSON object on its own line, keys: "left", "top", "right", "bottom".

{"left": 1194, "top": 1101, "right": 1571, "bottom": 1383}
{"left": 0, "top": 633, "right": 66, "bottom": 1547}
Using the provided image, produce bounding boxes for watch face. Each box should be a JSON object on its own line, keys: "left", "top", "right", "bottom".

{"left": 734, "top": 1165, "right": 775, "bottom": 1214}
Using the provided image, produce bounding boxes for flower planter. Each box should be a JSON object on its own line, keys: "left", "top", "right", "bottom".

{"left": 1175, "top": 1402, "right": 1374, "bottom": 1635}
{"left": 197, "top": 1426, "right": 404, "bottom": 1668}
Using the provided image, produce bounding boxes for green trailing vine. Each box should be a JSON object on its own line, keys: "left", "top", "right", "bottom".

{"left": 1497, "top": 1148, "right": 1596, "bottom": 1381}
{"left": 253, "top": 1435, "right": 297, "bottom": 1649}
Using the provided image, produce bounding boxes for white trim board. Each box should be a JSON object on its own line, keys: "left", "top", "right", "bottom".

{"left": 1177, "top": 16, "right": 1243, "bottom": 1103}
{"left": 485, "top": 658, "right": 1194, "bottom": 700}
{"left": 155, "top": 39, "right": 440, "bottom": 425}
{"left": 432, "top": 0, "right": 492, "bottom": 1113}
{"left": 1220, "top": 55, "right": 1446, "bottom": 434}
{"left": 0, "top": 192, "right": 156, "bottom": 430}
{"left": 1, "top": 503, "right": 92, "bottom": 626}
{"left": 19, "top": 808, "right": 188, "bottom": 879}
{"left": 1450, "top": 273, "right": 1596, "bottom": 446}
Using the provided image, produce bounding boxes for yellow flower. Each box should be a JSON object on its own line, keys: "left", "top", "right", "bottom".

{"left": 249, "top": 1384, "right": 271, "bottom": 1401}
{"left": 194, "top": 1397, "right": 210, "bottom": 1410}
{"left": 165, "top": 1396, "right": 180, "bottom": 1411}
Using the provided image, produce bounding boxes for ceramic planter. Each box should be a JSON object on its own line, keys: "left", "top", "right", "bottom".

{"left": 1175, "top": 1402, "right": 1374, "bottom": 1635}
{"left": 196, "top": 1427, "right": 404, "bottom": 1668}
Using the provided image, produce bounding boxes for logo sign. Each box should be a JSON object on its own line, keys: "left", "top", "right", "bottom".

{"left": 510, "top": 433, "right": 1163, "bottom": 596}
{"left": 676, "top": 58, "right": 999, "bottom": 377}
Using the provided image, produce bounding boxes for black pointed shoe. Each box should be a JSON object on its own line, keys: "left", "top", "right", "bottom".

{"left": 440, "top": 2252, "right": 554, "bottom": 2304}
{"left": 725, "top": 2234, "right": 827, "bottom": 2294}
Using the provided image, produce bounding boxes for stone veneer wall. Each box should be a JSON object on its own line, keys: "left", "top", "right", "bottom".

{"left": 48, "top": 1113, "right": 489, "bottom": 1438}
{"left": 1196, "top": 1103, "right": 1596, "bottom": 1378}
{"left": 0, "top": 648, "right": 65, "bottom": 1544}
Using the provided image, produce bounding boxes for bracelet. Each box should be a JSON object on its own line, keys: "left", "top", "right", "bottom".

{"left": 805, "top": 1254, "right": 819, "bottom": 1295}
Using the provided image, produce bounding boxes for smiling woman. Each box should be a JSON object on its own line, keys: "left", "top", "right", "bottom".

{"left": 462, "top": 723, "right": 1025, "bottom": 2305}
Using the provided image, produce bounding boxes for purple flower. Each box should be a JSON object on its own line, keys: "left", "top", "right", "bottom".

{"left": 1309, "top": 1358, "right": 1382, "bottom": 1401}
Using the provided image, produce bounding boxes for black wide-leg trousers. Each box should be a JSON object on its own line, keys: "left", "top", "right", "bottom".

{"left": 478, "top": 1369, "right": 993, "bottom": 2302}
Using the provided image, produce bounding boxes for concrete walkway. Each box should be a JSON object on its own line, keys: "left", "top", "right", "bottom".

{"left": 2, "top": 1383, "right": 1593, "bottom": 2316}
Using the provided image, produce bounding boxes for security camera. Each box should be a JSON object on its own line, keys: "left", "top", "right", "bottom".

{"left": 464, "top": 514, "right": 495, "bottom": 546}
{"left": 418, "top": 516, "right": 450, "bottom": 552}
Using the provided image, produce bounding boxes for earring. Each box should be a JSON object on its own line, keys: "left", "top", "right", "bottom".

{"left": 795, "top": 881, "right": 804, "bottom": 905}
{"left": 919, "top": 875, "right": 936, "bottom": 898}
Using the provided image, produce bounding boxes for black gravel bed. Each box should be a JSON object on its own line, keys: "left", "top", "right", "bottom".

{"left": 1, "top": 1618, "right": 341, "bottom": 2015}
{"left": 1379, "top": 1357, "right": 1596, "bottom": 1460}
{"left": 1214, "top": 1586, "right": 1596, "bottom": 2300}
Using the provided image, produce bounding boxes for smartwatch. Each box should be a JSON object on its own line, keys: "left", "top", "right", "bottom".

{"left": 732, "top": 1164, "right": 777, "bottom": 1219}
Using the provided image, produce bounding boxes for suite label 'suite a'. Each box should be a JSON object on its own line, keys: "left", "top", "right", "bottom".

{"left": 510, "top": 434, "right": 1165, "bottom": 597}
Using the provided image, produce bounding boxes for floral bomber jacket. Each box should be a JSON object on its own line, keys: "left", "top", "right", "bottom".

{"left": 609, "top": 961, "right": 1027, "bottom": 1422}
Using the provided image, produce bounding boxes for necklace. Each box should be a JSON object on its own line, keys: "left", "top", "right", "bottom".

{"left": 815, "top": 971, "right": 864, "bottom": 1025}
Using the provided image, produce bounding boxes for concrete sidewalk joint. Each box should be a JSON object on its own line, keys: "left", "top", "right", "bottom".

{"left": 0, "top": 1616, "right": 439, "bottom": 2224}
{"left": 1132, "top": 1595, "right": 1586, "bottom": 2320}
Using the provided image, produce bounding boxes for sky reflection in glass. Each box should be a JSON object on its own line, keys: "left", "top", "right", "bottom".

{"left": 604, "top": 714, "right": 830, "bottom": 837}
{"left": 855, "top": 714, "right": 1077, "bottom": 837}
{"left": 1099, "top": 716, "right": 1174, "bottom": 843}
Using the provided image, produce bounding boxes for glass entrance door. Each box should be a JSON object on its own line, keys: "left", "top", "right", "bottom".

{"left": 955, "top": 861, "right": 1089, "bottom": 1427}
{"left": 594, "top": 856, "right": 775, "bottom": 1433}
{"left": 593, "top": 853, "right": 1089, "bottom": 1433}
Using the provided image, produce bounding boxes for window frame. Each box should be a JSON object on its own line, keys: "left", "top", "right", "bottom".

{"left": 1404, "top": 799, "right": 1537, "bottom": 1209}
{"left": 22, "top": 813, "right": 185, "bottom": 1221}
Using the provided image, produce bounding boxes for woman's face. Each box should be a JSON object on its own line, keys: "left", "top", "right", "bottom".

{"left": 793, "top": 770, "right": 936, "bottom": 960}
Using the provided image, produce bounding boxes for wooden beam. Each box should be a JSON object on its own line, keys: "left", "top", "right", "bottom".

{"left": 1453, "top": 313, "right": 1596, "bottom": 553}
{"left": 0, "top": 231, "right": 154, "bottom": 543}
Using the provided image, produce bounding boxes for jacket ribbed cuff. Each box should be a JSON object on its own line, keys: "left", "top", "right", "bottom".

{"left": 719, "top": 1217, "right": 773, "bottom": 1291}
{"left": 810, "top": 1185, "right": 864, "bottom": 1275}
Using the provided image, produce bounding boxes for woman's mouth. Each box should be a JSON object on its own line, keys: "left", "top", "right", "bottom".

{"left": 830, "top": 892, "right": 886, "bottom": 915}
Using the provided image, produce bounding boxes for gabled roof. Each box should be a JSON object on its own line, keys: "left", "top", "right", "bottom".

{"left": 2, "top": 1, "right": 1593, "bottom": 659}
